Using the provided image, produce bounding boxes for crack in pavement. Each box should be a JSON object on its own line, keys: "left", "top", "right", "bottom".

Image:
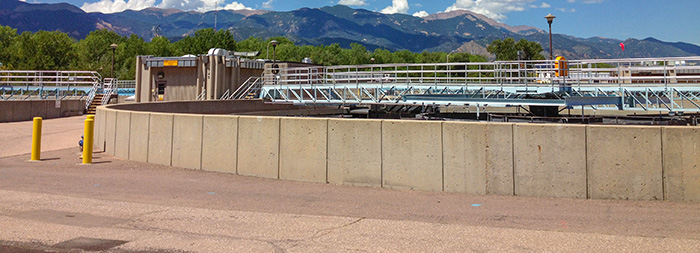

{"left": 310, "top": 217, "right": 366, "bottom": 239}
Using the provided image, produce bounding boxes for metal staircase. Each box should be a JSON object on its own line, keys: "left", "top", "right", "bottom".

{"left": 85, "top": 78, "right": 117, "bottom": 114}
{"left": 220, "top": 76, "right": 262, "bottom": 100}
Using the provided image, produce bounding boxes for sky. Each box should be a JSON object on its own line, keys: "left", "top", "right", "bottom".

{"left": 19, "top": 0, "right": 700, "bottom": 45}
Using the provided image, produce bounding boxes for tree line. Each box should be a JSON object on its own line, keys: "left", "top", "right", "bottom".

{"left": 0, "top": 25, "right": 544, "bottom": 80}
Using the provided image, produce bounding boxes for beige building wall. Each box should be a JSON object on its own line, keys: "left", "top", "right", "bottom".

{"left": 135, "top": 53, "right": 263, "bottom": 102}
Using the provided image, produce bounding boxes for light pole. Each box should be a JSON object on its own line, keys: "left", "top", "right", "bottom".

{"left": 110, "top": 43, "right": 118, "bottom": 78}
{"left": 266, "top": 40, "right": 278, "bottom": 61}
{"left": 271, "top": 40, "right": 278, "bottom": 63}
{"left": 267, "top": 40, "right": 279, "bottom": 85}
{"left": 447, "top": 50, "right": 456, "bottom": 81}
{"left": 545, "top": 14, "right": 555, "bottom": 60}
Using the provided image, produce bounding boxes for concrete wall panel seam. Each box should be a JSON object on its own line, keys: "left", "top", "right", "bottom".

{"left": 170, "top": 114, "right": 174, "bottom": 166}
{"left": 236, "top": 116, "right": 240, "bottom": 175}
{"left": 277, "top": 117, "right": 281, "bottom": 179}
{"left": 441, "top": 121, "right": 445, "bottom": 192}
{"left": 585, "top": 125, "right": 589, "bottom": 200}
{"left": 200, "top": 116, "right": 204, "bottom": 171}
{"left": 660, "top": 127, "right": 666, "bottom": 201}
{"left": 326, "top": 119, "right": 329, "bottom": 184}
{"left": 112, "top": 110, "right": 118, "bottom": 155}
{"left": 380, "top": 119, "right": 384, "bottom": 188}
{"left": 512, "top": 124, "right": 516, "bottom": 196}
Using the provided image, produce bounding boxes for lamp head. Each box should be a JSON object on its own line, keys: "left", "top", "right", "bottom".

{"left": 545, "top": 14, "right": 556, "bottom": 24}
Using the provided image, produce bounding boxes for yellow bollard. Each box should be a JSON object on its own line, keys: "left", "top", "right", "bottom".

{"left": 87, "top": 115, "right": 95, "bottom": 121}
{"left": 82, "top": 118, "right": 94, "bottom": 164}
{"left": 31, "top": 117, "right": 42, "bottom": 161}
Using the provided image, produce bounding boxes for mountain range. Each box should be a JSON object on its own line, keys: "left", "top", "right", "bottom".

{"left": 2, "top": 0, "right": 700, "bottom": 59}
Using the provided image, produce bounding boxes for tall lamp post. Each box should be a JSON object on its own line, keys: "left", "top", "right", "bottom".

{"left": 447, "top": 50, "right": 456, "bottom": 81}
{"left": 545, "top": 14, "right": 556, "bottom": 60}
{"left": 110, "top": 43, "right": 118, "bottom": 78}
{"left": 268, "top": 40, "right": 279, "bottom": 85}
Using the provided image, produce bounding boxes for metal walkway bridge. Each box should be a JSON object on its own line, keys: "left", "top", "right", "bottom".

{"left": 0, "top": 70, "right": 133, "bottom": 111}
{"left": 244, "top": 56, "right": 700, "bottom": 112}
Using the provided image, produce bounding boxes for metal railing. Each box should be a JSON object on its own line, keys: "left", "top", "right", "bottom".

{"left": 196, "top": 89, "right": 207, "bottom": 100}
{"left": 229, "top": 76, "right": 262, "bottom": 100}
{"left": 0, "top": 70, "right": 101, "bottom": 104}
{"left": 259, "top": 56, "right": 700, "bottom": 112}
{"left": 101, "top": 78, "right": 116, "bottom": 106}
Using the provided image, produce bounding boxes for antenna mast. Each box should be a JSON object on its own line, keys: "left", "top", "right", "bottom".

{"left": 214, "top": 1, "right": 218, "bottom": 31}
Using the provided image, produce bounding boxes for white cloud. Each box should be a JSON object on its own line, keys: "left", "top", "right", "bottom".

{"left": 80, "top": 0, "right": 251, "bottom": 13}
{"left": 262, "top": 0, "right": 274, "bottom": 9}
{"left": 381, "top": 0, "right": 409, "bottom": 14}
{"left": 81, "top": 0, "right": 156, "bottom": 14}
{"left": 445, "top": 0, "right": 537, "bottom": 20}
{"left": 529, "top": 2, "right": 550, "bottom": 8}
{"left": 413, "top": 10, "right": 429, "bottom": 18}
{"left": 338, "top": 0, "right": 368, "bottom": 6}
{"left": 568, "top": 0, "right": 603, "bottom": 3}
{"left": 556, "top": 7, "right": 576, "bottom": 12}
{"left": 223, "top": 2, "right": 252, "bottom": 10}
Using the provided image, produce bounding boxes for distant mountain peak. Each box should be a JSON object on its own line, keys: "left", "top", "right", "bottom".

{"left": 424, "top": 9, "right": 542, "bottom": 35}
{"left": 141, "top": 7, "right": 185, "bottom": 16}
{"left": 228, "top": 9, "right": 270, "bottom": 17}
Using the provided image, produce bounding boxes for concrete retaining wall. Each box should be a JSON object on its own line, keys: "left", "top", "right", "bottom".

{"left": 128, "top": 112, "right": 150, "bottom": 163}
{"left": 663, "top": 127, "right": 700, "bottom": 202}
{"left": 587, "top": 126, "right": 663, "bottom": 200}
{"left": 0, "top": 100, "right": 84, "bottom": 123}
{"left": 327, "top": 119, "right": 382, "bottom": 187}
{"left": 147, "top": 113, "right": 174, "bottom": 167}
{"left": 279, "top": 118, "right": 328, "bottom": 183}
{"left": 382, "top": 120, "right": 443, "bottom": 192}
{"left": 514, "top": 124, "right": 587, "bottom": 199}
{"left": 95, "top": 103, "right": 700, "bottom": 202}
{"left": 201, "top": 115, "right": 238, "bottom": 174}
{"left": 172, "top": 114, "right": 203, "bottom": 170}
{"left": 237, "top": 116, "right": 280, "bottom": 179}
{"left": 442, "top": 122, "right": 514, "bottom": 195}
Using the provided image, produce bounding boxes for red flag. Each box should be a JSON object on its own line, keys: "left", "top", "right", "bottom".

{"left": 620, "top": 42, "right": 625, "bottom": 51}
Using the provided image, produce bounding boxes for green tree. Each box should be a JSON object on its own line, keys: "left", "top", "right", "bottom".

{"left": 236, "top": 37, "right": 265, "bottom": 53}
{"left": 147, "top": 36, "right": 177, "bottom": 57}
{"left": 515, "top": 39, "right": 545, "bottom": 60}
{"left": 487, "top": 38, "right": 545, "bottom": 61}
{"left": 347, "top": 43, "right": 371, "bottom": 65}
{"left": 263, "top": 37, "right": 295, "bottom": 61}
{"left": 393, "top": 50, "right": 415, "bottom": 63}
{"left": 487, "top": 38, "right": 517, "bottom": 61}
{"left": 9, "top": 31, "right": 74, "bottom": 70}
{"left": 116, "top": 34, "right": 147, "bottom": 79}
{"left": 0, "top": 25, "right": 17, "bottom": 68}
{"left": 175, "top": 28, "right": 236, "bottom": 55}
{"left": 370, "top": 48, "right": 393, "bottom": 64}
{"left": 73, "top": 29, "right": 124, "bottom": 75}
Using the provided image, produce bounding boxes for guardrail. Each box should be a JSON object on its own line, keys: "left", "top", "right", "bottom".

{"left": 260, "top": 56, "right": 700, "bottom": 112}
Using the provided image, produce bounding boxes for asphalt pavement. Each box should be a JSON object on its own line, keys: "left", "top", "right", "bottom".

{"left": 1, "top": 116, "right": 699, "bottom": 252}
